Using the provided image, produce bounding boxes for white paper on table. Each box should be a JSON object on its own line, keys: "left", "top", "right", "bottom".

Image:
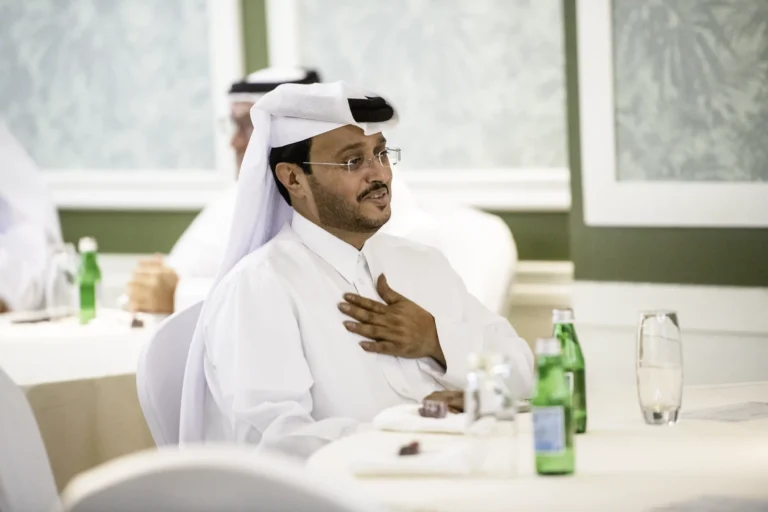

{"left": 372, "top": 404, "right": 466, "bottom": 434}
{"left": 683, "top": 402, "right": 768, "bottom": 422}
{"left": 653, "top": 496, "right": 768, "bottom": 511}
{"left": 351, "top": 442, "right": 473, "bottom": 478}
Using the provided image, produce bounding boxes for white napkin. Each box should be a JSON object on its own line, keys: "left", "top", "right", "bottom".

{"left": 351, "top": 442, "right": 473, "bottom": 477}
{"left": 372, "top": 404, "right": 467, "bottom": 434}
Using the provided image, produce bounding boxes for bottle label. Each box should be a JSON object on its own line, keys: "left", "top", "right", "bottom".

{"left": 532, "top": 406, "right": 566, "bottom": 454}
{"left": 564, "top": 371, "right": 574, "bottom": 395}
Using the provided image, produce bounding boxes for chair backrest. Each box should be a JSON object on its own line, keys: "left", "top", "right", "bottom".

{"left": 136, "top": 300, "right": 203, "bottom": 446}
{"left": 0, "top": 368, "right": 59, "bottom": 512}
{"left": 60, "top": 446, "right": 383, "bottom": 512}
{"left": 423, "top": 204, "right": 518, "bottom": 314}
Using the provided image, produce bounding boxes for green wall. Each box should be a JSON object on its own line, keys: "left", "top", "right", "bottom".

{"left": 492, "top": 212, "right": 570, "bottom": 261}
{"left": 562, "top": 0, "right": 768, "bottom": 287}
{"left": 60, "top": 209, "right": 570, "bottom": 260}
{"left": 59, "top": 0, "right": 570, "bottom": 260}
{"left": 60, "top": 210, "right": 198, "bottom": 254}
{"left": 242, "top": 0, "right": 268, "bottom": 72}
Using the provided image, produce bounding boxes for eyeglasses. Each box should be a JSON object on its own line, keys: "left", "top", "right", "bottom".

{"left": 304, "top": 147, "right": 401, "bottom": 173}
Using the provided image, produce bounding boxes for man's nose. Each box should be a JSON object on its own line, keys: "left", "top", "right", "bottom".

{"left": 365, "top": 156, "right": 392, "bottom": 182}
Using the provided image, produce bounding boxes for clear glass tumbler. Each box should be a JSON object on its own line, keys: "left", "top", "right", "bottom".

{"left": 636, "top": 311, "right": 683, "bottom": 425}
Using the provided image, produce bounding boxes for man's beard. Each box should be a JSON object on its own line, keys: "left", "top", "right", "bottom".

{"left": 308, "top": 178, "right": 390, "bottom": 233}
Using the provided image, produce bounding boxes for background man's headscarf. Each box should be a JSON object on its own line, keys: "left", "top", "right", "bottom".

{"left": 228, "top": 67, "right": 322, "bottom": 104}
{"left": 0, "top": 120, "right": 61, "bottom": 243}
{"left": 179, "top": 82, "right": 398, "bottom": 442}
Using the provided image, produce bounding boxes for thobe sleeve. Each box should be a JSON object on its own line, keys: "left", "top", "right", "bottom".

{"left": 0, "top": 219, "right": 49, "bottom": 311}
{"left": 417, "top": 253, "right": 534, "bottom": 399}
{"left": 204, "top": 269, "right": 360, "bottom": 459}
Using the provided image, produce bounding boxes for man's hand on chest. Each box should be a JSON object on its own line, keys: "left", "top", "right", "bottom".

{"left": 338, "top": 274, "right": 446, "bottom": 367}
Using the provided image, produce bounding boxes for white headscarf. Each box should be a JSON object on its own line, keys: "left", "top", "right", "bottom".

{"left": 0, "top": 121, "right": 61, "bottom": 243}
{"left": 179, "top": 81, "right": 399, "bottom": 442}
{"left": 228, "top": 67, "right": 322, "bottom": 104}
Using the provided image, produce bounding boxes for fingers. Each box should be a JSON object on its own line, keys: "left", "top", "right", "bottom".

{"left": 359, "top": 340, "right": 398, "bottom": 356}
{"left": 130, "top": 271, "right": 160, "bottom": 286}
{"left": 342, "top": 294, "right": 387, "bottom": 314}
{"left": 422, "top": 390, "right": 464, "bottom": 413}
{"left": 343, "top": 321, "right": 390, "bottom": 340}
{"left": 138, "top": 254, "right": 164, "bottom": 267}
{"left": 376, "top": 274, "right": 403, "bottom": 305}
{"left": 338, "top": 303, "right": 388, "bottom": 326}
{"left": 126, "top": 281, "right": 151, "bottom": 312}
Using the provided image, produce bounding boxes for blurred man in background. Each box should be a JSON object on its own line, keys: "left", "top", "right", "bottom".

{"left": 127, "top": 68, "right": 322, "bottom": 315}
{"left": 0, "top": 121, "right": 62, "bottom": 313}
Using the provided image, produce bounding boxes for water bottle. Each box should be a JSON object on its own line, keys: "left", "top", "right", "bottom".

{"left": 465, "top": 353, "right": 518, "bottom": 476}
{"left": 77, "top": 237, "right": 102, "bottom": 324}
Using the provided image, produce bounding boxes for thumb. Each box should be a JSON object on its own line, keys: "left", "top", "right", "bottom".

{"left": 376, "top": 274, "right": 403, "bottom": 305}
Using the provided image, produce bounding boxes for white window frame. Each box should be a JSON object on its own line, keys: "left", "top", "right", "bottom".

{"left": 48, "top": 0, "right": 243, "bottom": 210}
{"left": 264, "top": 0, "right": 571, "bottom": 213}
{"left": 577, "top": 0, "right": 768, "bottom": 227}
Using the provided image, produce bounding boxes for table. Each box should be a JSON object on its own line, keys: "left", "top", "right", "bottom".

{"left": 308, "top": 382, "right": 768, "bottom": 511}
{"left": 0, "top": 310, "right": 156, "bottom": 490}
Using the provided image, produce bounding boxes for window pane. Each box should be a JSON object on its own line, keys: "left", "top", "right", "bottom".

{"left": 298, "top": 0, "right": 566, "bottom": 169}
{"left": 613, "top": 0, "right": 768, "bottom": 182}
{"left": 0, "top": 0, "right": 216, "bottom": 171}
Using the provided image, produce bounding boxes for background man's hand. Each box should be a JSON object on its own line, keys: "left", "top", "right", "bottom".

{"left": 339, "top": 274, "right": 445, "bottom": 366}
{"left": 126, "top": 255, "right": 179, "bottom": 314}
{"left": 0, "top": 299, "right": 7, "bottom": 314}
{"left": 423, "top": 390, "right": 464, "bottom": 413}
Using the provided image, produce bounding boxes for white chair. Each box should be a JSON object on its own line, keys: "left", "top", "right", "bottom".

{"left": 0, "top": 367, "right": 59, "bottom": 512}
{"left": 59, "top": 446, "right": 383, "bottom": 512}
{"left": 137, "top": 300, "right": 203, "bottom": 446}
{"left": 423, "top": 203, "right": 518, "bottom": 315}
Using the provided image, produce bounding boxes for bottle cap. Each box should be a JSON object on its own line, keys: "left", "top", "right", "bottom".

{"left": 467, "top": 352, "right": 486, "bottom": 370}
{"left": 552, "top": 308, "right": 575, "bottom": 324}
{"left": 535, "top": 338, "right": 561, "bottom": 356}
{"left": 78, "top": 237, "right": 98, "bottom": 253}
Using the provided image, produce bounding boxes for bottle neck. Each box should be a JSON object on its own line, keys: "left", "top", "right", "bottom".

{"left": 554, "top": 322, "right": 579, "bottom": 344}
{"left": 81, "top": 251, "right": 98, "bottom": 265}
{"left": 536, "top": 354, "right": 567, "bottom": 385}
{"left": 79, "top": 252, "right": 101, "bottom": 282}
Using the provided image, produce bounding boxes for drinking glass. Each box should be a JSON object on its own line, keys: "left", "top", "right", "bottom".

{"left": 636, "top": 311, "right": 683, "bottom": 425}
{"left": 45, "top": 243, "right": 78, "bottom": 318}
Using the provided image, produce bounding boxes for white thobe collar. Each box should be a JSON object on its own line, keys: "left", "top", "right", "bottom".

{"left": 290, "top": 211, "right": 380, "bottom": 285}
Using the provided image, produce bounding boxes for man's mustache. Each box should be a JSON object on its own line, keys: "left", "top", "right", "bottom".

{"left": 357, "top": 182, "right": 389, "bottom": 202}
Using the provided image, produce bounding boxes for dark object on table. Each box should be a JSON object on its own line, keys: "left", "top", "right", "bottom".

{"left": 398, "top": 441, "right": 420, "bottom": 456}
{"left": 419, "top": 399, "right": 448, "bottom": 418}
{"left": 130, "top": 316, "right": 145, "bottom": 328}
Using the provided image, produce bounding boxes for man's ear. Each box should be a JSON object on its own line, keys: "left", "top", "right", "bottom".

{"left": 275, "top": 163, "right": 308, "bottom": 200}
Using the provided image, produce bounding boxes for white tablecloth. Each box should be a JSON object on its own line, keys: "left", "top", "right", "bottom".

{"left": 0, "top": 310, "right": 156, "bottom": 490}
{"left": 308, "top": 382, "right": 768, "bottom": 511}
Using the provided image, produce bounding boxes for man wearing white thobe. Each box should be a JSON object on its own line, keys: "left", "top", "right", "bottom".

{"left": 179, "top": 82, "right": 533, "bottom": 458}
{"left": 0, "top": 121, "right": 61, "bottom": 313}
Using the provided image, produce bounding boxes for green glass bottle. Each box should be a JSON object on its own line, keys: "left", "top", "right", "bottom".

{"left": 553, "top": 308, "right": 587, "bottom": 434}
{"left": 77, "top": 237, "right": 101, "bottom": 324}
{"left": 532, "top": 338, "right": 575, "bottom": 475}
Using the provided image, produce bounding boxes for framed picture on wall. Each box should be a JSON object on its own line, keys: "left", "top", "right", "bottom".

{"left": 577, "top": 0, "right": 768, "bottom": 227}
{"left": 0, "top": 0, "right": 243, "bottom": 210}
